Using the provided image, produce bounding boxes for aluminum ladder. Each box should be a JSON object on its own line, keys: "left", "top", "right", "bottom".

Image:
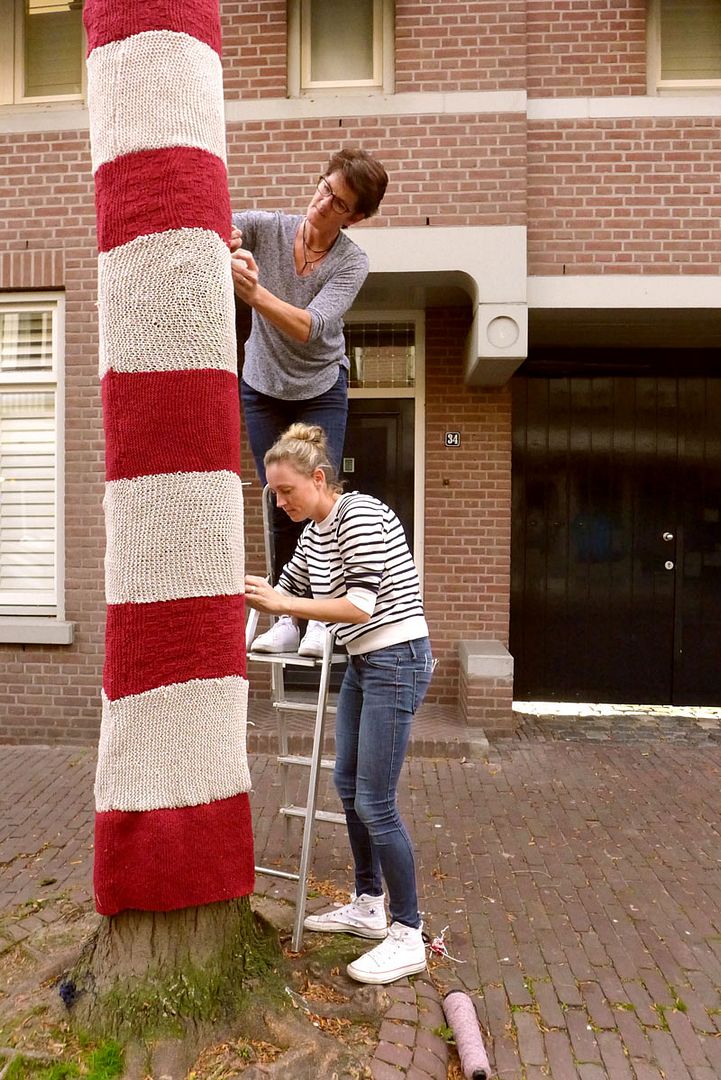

{"left": 247, "top": 485, "right": 347, "bottom": 952}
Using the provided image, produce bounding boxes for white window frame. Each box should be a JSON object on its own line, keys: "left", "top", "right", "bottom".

{"left": 647, "top": 0, "right": 721, "bottom": 95}
{"left": 0, "top": 292, "right": 66, "bottom": 627}
{"left": 287, "top": 0, "right": 394, "bottom": 97}
{"left": 345, "top": 309, "right": 425, "bottom": 577}
{"left": 0, "top": 0, "right": 86, "bottom": 107}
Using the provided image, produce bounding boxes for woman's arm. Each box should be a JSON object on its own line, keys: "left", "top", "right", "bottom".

{"left": 244, "top": 575, "right": 370, "bottom": 625}
{"left": 231, "top": 249, "right": 312, "bottom": 343}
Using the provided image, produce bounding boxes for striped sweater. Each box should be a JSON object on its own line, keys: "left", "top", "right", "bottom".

{"left": 278, "top": 492, "right": 429, "bottom": 654}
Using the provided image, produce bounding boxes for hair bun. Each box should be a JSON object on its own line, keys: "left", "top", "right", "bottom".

{"left": 285, "top": 422, "right": 326, "bottom": 447}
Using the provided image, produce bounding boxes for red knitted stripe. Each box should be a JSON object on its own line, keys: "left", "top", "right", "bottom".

{"left": 84, "top": 0, "right": 222, "bottom": 57}
{"left": 95, "top": 146, "right": 230, "bottom": 253}
{"left": 104, "top": 594, "right": 247, "bottom": 701}
{"left": 94, "top": 792, "right": 255, "bottom": 915}
{"left": 103, "top": 595, "right": 247, "bottom": 700}
{"left": 103, "top": 369, "right": 240, "bottom": 482}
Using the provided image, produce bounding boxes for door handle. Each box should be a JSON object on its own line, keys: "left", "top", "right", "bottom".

{"left": 662, "top": 531, "right": 674, "bottom": 542}
{"left": 664, "top": 560, "right": 675, "bottom": 570}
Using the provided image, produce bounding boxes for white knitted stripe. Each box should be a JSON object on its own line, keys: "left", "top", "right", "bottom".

{"left": 104, "top": 471, "right": 244, "bottom": 605}
{"left": 87, "top": 30, "right": 226, "bottom": 173}
{"left": 98, "top": 229, "right": 236, "bottom": 378}
{"left": 95, "top": 675, "right": 250, "bottom": 812}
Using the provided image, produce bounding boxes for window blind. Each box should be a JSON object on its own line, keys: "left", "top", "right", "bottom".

{"left": 0, "top": 302, "right": 57, "bottom": 610}
{"left": 23, "top": 0, "right": 84, "bottom": 98}
{"left": 305, "top": 0, "right": 376, "bottom": 84}
{"left": 660, "top": 0, "right": 721, "bottom": 80}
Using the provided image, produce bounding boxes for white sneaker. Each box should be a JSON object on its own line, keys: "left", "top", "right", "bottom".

{"left": 303, "top": 892, "right": 388, "bottom": 939}
{"left": 251, "top": 615, "right": 300, "bottom": 654}
{"left": 346, "top": 921, "right": 426, "bottom": 984}
{"left": 297, "top": 619, "right": 328, "bottom": 658}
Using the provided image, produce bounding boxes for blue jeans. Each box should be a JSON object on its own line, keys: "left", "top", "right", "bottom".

{"left": 334, "top": 637, "right": 434, "bottom": 929}
{"left": 241, "top": 370, "right": 348, "bottom": 580}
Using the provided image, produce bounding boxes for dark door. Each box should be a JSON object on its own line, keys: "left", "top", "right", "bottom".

{"left": 511, "top": 375, "right": 721, "bottom": 705}
{"left": 342, "top": 399, "right": 415, "bottom": 548}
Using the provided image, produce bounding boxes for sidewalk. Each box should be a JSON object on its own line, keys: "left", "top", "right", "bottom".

{"left": 2, "top": 715, "right": 721, "bottom": 1078}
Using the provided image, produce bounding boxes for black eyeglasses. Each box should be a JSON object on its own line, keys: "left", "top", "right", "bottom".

{"left": 316, "top": 176, "right": 354, "bottom": 215}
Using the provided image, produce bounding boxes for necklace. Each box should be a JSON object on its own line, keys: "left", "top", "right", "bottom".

{"left": 300, "top": 218, "right": 335, "bottom": 272}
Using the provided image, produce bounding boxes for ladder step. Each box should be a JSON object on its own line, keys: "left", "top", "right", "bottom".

{"left": 280, "top": 805, "right": 346, "bottom": 825}
{"left": 278, "top": 754, "right": 336, "bottom": 769}
{"left": 273, "top": 699, "right": 337, "bottom": 715}
{"left": 254, "top": 865, "right": 300, "bottom": 882}
{"left": 247, "top": 650, "right": 347, "bottom": 667}
{"left": 247, "top": 650, "right": 323, "bottom": 667}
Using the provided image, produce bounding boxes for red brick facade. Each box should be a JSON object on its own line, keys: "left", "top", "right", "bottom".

{"left": 1, "top": 1, "right": 718, "bottom": 741}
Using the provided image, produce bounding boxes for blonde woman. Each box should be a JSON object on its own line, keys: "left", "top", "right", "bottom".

{"left": 244, "top": 423, "right": 434, "bottom": 985}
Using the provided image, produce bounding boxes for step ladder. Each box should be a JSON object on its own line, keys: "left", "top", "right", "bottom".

{"left": 247, "top": 486, "right": 347, "bottom": 952}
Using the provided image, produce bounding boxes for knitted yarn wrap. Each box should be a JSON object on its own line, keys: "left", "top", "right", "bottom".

{"left": 85, "top": 0, "right": 254, "bottom": 916}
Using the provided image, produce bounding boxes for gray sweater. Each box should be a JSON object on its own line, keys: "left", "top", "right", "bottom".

{"left": 233, "top": 210, "right": 369, "bottom": 400}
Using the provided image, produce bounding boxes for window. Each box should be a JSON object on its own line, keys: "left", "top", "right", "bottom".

{"left": 0, "top": 0, "right": 85, "bottom": 105}
{"left": 649, "top": 0, "right": 721, "bottom": 92}
{"left": 288, "top": 0, "right": 394, "bottom": 95}
{"left": 345, "top": 321, "right": 416, "bottom": 389}
{"left": 0, "top": 295, "right": 64, "bottom": 617}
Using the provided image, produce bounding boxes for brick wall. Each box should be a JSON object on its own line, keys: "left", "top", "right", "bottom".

{"left": 527, "top": 0, "right": 647, "bottom": 97}
{"left": 395, "top": 0, "right": 527, "bottom": 92}
{"left": 221, "top": 0, "right": 287, "bottom": 100}
{"left": 423, "top": 307, "right": 512, "bottom": 708}
{"left": 0, "top": 129, "right": 105, "bottom": 744}
{"left": 528, "top": 118, "right": 721, "bottom": 274}
{"left": 226, "top": 114, "right": 527, "bottom": 227}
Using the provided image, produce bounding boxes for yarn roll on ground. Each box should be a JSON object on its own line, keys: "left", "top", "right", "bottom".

{"left": 442, "top": 989, "right": 491, "bottom": 1080}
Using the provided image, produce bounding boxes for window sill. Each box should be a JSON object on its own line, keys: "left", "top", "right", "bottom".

{"left": 0, "top": 617, "right": 75, "bottom": 645}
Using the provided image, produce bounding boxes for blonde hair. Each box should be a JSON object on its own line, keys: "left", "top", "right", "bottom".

{"left": 263, "top": 423, "right": 344, "bottom": 493}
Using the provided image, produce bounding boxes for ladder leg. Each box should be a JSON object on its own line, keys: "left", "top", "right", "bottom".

{"left": 290, "top": 630, "right": 337, "bottom": 952}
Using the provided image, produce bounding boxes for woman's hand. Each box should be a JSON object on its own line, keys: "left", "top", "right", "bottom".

{"left": 231, "top": 247, "right": 259, "bottom": 303}
{"left": 230, "top": 226, "right": 243, "bottom": 252}
{"left": 245, "top": 575, "right": 288, "bottom": 615}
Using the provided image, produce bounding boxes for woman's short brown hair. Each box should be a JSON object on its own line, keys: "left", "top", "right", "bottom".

{"left": 324, "top": 148, "right": 388, "bottom": 219}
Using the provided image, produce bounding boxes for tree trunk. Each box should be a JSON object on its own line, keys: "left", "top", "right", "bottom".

{"left": 65, "top": 897, "right": 283, "bottom": 1076}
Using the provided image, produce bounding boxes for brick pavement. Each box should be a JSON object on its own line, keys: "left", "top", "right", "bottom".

{"left": 2, "top": 721, "right": 721, "bottom": 1078}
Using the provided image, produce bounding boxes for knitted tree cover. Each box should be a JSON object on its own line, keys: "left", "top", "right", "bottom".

{"left": 84, "top": 0, "right": 254, "bottom": 915}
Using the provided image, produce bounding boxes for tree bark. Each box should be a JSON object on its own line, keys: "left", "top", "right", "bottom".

{"left": 68, "top": 897, "right": 281, "bottom": 1044}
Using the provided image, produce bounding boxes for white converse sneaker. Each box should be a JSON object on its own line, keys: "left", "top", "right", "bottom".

{"left": 297, "top": 619, "right": 328, "bottom": 658}
{"left": 303, "top": 892, "right": 388, "bottom": 939}
{"left": 346, "top": 921, "right": 426, "bottom": 984}
{"left": 251, "top": 615, "right": 300, "bottom": 654}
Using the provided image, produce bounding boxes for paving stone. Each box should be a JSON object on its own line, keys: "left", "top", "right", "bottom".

{"left": 370, "top": 1061, "right": 403, "bottom": 1080}
{"left": 378, "top": 1020, "right": 415, "bottom": 1049}
{"left": 665, "top": 1010, "right": 713, "bottom": 1069}
{"left": 514, "top": 1010, "right": 545, "bottom": 1066}
{"left": 647, "top": 1028, "right": 695, "bottom": 1079}
{"left": 414, "top": 1028, "right": 447, "bottom": 1063}
{"left": 565, "top": 1008, "right": 602, "bottom": 1065}
{"left": 544, "top": 1030, "right": 580, "bottom": 1080}
{"left": 409, "top": 1045, "right": 446, "bottom": 1078}
{"left": 533, "top": 979, "right": 565, "bottom": 1028}
{"left": 596, "top": 1030, "right": 634, "bottom": 1078}
{"left": 375, "top": 1041, "right": 412, "bottom": 1070}
{"left": 579, "top": 980, "right": 616, "bottom": 1028}
{"left": 385, "top": 1002, "right": 418, "bottom": 1023}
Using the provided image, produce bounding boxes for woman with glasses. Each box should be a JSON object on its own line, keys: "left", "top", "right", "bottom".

{"left": 231, "top": 148, "right": 388, "bottom": 657}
